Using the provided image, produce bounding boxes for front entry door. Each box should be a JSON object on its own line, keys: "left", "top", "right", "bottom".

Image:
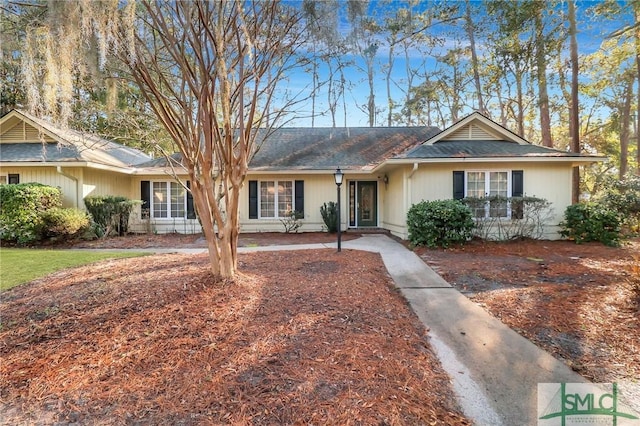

{"left": 356, "top": 181, "right": 377, "bottom": 227}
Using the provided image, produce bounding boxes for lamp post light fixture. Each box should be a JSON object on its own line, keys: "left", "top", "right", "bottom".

{"left": 334, "top": 168, "right": 344, "bottom": 252}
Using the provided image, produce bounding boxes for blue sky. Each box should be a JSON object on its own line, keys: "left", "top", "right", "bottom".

{"left": 280, "top": 0, "right": 633, "bottom": 128}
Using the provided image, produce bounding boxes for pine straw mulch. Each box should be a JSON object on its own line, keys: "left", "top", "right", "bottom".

{"left": 415, "top": 238, "right": 640, "bottom": 385}
{"left": 0, "top": 248, "right": 470, "bottom": 425}
{"left": 61, "top": 231, "right": 360, "bottom": 249}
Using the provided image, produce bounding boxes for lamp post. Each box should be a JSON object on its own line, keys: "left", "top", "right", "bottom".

{"left": 334, "top": 168, "right": 343, "bottom": 252}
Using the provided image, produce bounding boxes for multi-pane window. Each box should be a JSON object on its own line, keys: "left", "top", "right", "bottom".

{"left": 1, "top": 174, "right": 20, "bottom": 185}
{"left": 466, "top": 171, "right": 510, "bottom": 218}
{"left": 152, "top": 181, "right": 186, "bottom": 219}
{"left": 259, "top": 180, "right": 293, "bottom": 218}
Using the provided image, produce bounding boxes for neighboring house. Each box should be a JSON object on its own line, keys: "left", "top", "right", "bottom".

{"left": 0, "top": 109, "right": 604, "bottom": 239}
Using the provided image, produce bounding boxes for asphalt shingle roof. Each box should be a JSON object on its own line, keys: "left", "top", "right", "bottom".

{"left": 250, "top": 126, "right": 441, "bottom": 170}
{"left": 135, "top": 127, "right": 442, "bottom": 171}
{"left": 0, "top": 142, "right": 81, "bottom": 162}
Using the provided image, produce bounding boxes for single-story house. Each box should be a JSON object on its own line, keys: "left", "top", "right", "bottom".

{"left": 0, "top": 109, "right": 604, "bottom": 239}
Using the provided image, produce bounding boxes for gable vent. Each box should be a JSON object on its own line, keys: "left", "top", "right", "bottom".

{"left": 2, "top": 122, "right": 55, "bottom": 143}
{"left": 447, "top": 124, "right": 498, "bottom": 141}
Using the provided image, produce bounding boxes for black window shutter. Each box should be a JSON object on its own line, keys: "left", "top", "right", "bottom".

{"left": 294, "top": 180, "right": 304, "bottom": 216}
{"left": 512, "top": 170, "right": 524, "bottom": 197}
{"left": 140, "top": 181, "right": 150, "bottom": 209}
{"left": 186, "top": 181, "right": 196, "bottom": 219}
{"left": 453, "top": 171, "right": 465, "bottom": 200}
{"left": 8, "top": 174, "right": 19, "bottom": 184}
{"left": 248, "top": 180, "right": 258, "bottom": 219}
{"left": 511, "top": 170, "right": 524, "bottom": 219}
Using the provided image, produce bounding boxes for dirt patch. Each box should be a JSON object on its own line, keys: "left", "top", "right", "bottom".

{"left": 0, "top": 249, "right": 470, "bottom": 425}
{"left": 415, "top": 238, "right": 640, "bottom": 384}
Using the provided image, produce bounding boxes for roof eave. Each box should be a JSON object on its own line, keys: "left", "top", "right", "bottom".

{"left": 385, "top": 156, "right": 607, "bottom": 166}
{"left": 0, "top": 160, "right": 139, "bottom": 174}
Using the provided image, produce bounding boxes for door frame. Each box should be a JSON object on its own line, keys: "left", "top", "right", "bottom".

{"left": 348, "top": 180, "right": 378, "bottom": 228}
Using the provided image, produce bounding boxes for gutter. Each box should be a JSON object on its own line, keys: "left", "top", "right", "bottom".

{"left": 56, "top": 166, "right": 81, "bottom": 209}
{"left": 384, "top": 156, "right": 607, "bottom": 165}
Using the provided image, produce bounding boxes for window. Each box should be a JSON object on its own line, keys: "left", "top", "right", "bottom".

{"left": 1, "top": 174, "right": 19, "bottom": 185}
{"left": 152, "top": 181, "right": 186, "bottom": 219}
{"left": 248, "top": 180, "right": 304, "bottom": 220}
{"left": 453, "top": 170, "right": 523, "bottom": 219}
{"left": 465, "top": 171, "right": 510, "bottom": 218}
{"left": 259, "top": 180, "right": 293, "bottom": 218}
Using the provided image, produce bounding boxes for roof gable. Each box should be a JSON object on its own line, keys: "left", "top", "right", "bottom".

{"left": 0, "top": 111, "right": 57, "bottom": 143}
{"left": 397, "top": 112, "right": 604, "bottom": 162}
{"left": 0, "top": 109, "right": 151, "bottom": 168}
{"left": 424, "top": 112, "right": 529, "bottom": 145}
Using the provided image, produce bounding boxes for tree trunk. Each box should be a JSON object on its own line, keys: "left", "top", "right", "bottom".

{"left": 516, "top": 72, "right": 525, "bottom": 138}
{"left": 465, "top": 0, "right": 485, "bottom": 115}
{"left": 534, "top": 5, "right": 552, "bottom": 147}
{"left": 569, "top": 0, "right": 580, "bottom": 203}
{"left": 620, "top": 76, "right": 634, "bottom": 179}
{"left": 636, "top": 6, "right": 640, "bottom": 175}
{"left": 386, "top": 41, "right": 395, "bottom": 127}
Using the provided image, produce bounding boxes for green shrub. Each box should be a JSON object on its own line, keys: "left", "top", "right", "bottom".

{"left": 407, "top": 199, "right": 474, "bottom": 248}
{"left": 0, "top": 183, "right": 62, "bottom": 244}
{"left": 596, "top": 175, "right": 640, "bottom": 236}
{"left": 84, "top": 196, "right": 141, "bottom": 237}
{"left": 559, "top": 202, "right": 621, "bottom": 246}
{"left": 41, "top": 207, "right": 91, "bottom": 238}
{"left": 320, "top": 202, "right": 338, "bottom": 233}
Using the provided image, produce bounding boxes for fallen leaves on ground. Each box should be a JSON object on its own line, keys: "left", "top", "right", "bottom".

{"left": 416, "top": 238, "right": 640, "bottom": 384}
{"left": 0, "top": 248, "right": 470, "bottom": 425}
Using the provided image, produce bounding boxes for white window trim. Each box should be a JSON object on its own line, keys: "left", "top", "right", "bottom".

{"left": 150, "top": 180, "right": 187, "bottom": 220}
{"left": 258, "top": 179, "right": 295, "bottom": 219}
{"left": 0, "top": 175, "right": 7, "bottom": 185}
{"left": 464, "top": 170, "right": 514, "bottom": 219}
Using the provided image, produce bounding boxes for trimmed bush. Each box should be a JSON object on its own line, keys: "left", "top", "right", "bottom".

{"left": 84, "top": 196, "right": 141, "bottom": 237}
{"left": 280, "top": 210, "right": 303, "bottom": 233}
{"left": 41, "top": 207, "right": 91, "bottom": 238}
{"left": 407, "top": 199, "right": 474, "bottom": 248}
{"left": 320, "top": 202, "right": 338, "bottom": 233}
{"left": 559, "top": 202, "right": 621, "bottom": 246}
{"left": 462, "top": 195, "right": 553, "bottom": 240}
{"left": 0, "top": 183, "right": 62, "bottom": 244}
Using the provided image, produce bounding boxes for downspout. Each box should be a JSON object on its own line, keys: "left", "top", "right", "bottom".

{"left": 406, "top": 163, "right": 419, "bottom": 210}
{"left": 56, "top": 166, "right": 81, "bottom": 209}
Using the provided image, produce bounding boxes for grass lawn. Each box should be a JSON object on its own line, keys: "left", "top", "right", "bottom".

{"left": 0, "top": 248, "right": 150, "bottom": 291}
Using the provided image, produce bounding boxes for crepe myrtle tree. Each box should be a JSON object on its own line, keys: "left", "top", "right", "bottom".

{"left": 20, "top": 0, "right": 306, "bottom": 280}
{"left": 122, "top": 2, "right": 305, "bottom": 280}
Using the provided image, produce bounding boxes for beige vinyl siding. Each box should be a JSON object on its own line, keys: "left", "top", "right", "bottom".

{"left": 83, "top": 169, "right": 133, "bottom": 199}
{"left": 379, "top": 167, "right": 406, "bottom": 237}
{"left": 0, "top": 166, "right": 82, "bottom": 207}
{"left": 240, "top": 174, "right": 338, "bottom": 233}
{"left": 407, "top": 162, "right": 572, "bottom": 239}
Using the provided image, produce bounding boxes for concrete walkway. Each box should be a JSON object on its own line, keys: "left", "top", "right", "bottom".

{"left": 82, "top": 235, "right": 592, "bottom": 424}
{"left": 238, "top": 234, "right": 592, "bottom": 424}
